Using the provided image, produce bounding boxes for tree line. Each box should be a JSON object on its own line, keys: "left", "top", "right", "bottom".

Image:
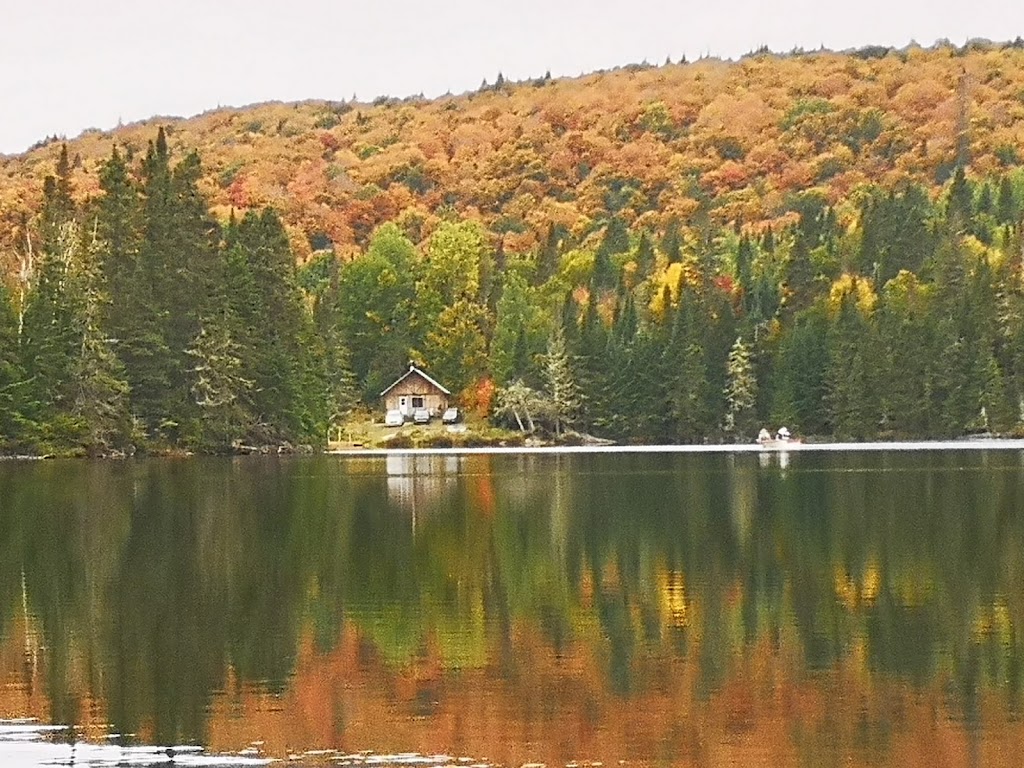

{"left": 2, "top": 131, "right": 1024, "bottom": 454}
{"left": 1, "top": 131, "right": 346, "bottom": 455}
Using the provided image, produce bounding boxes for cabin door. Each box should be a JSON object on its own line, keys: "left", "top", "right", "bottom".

{"left": 399, "top": 396, "right": 409, "bottom": 416}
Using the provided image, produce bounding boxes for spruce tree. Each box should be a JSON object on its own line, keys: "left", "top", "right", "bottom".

{"left": 0, "top": 281, "right": 27, "bottom": 447}
{"left": 20, "top": 221, "right": 86, "bottom": 442}
{"left": 661, "top": 216, "right": 683, "bottom": 263}
{"left": 784, "top": 229, "right": 816, "bottom": 316}
{"left": 70, "top": 231, "right": 132, "bottom": 454}
{"left": 735, "top": 235, "right": 755, "bottom": 312}
{"left": 231, "top": 208, "right": 324, "bottom": 442}
{"left": 876, "top": 273, "right": 933, "bottom": 435}
{"left": 542, "top": 325, "right": 581, "bottom": 437}
{"left": 576, "top": 291, "right": 608, "bottom": 428}
{"left": 724, "top": 336, "right": 758, "bottom": 438}
{"left": 589, "top": 218, "right": 628, "bottom": 294}
{"left": 40, "top": 144, "right": 75, "bottom": 253}
{"left": 185, "top": 315, "right": 252, "bottom": 450}
{"left": 997, "top": 176, "right": 1018, "bottom": 225}
{"left": 664, "top": 285, "right": 710, "bottom": 441}
{"left": 97, "top": 144, "right": 171, "bottom": 437}
{"left": 947, "top": 166, "right": 974, "bottom": 232}
{"left": 635, "top": 231, "right": 656, "bottom": 279}
{"left": 826, "top": 289, "right": 878, "bottom": 439}
{"left": 535, "top": 223, "right": 561, "bottom": 285}
{"left": 773, "top": 307, "right": 830, "bottom": 435}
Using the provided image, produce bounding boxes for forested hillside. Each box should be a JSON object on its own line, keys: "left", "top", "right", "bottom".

{"left": 2, "top": 41, "right": 1024, "bottom": 453}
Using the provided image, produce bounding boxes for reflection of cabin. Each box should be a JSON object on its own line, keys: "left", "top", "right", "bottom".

{"left": 380, "top": 365, "right": 451, "bottom": 418}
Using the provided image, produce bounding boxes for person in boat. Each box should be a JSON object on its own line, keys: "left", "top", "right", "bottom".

{"left": 757, "top": 428, "right": 772, "bottom": 444}
{"left": 776, "top": 426, "right": 791, "bottom": 442}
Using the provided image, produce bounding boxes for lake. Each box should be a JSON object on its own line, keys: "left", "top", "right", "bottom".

{"left": 0, "top": 448, "right": 1022, "bottom": 767}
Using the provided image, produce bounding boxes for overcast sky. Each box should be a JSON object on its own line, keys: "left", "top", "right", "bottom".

{"left": 1, "top": 0, "right": 1021, "bottom": 155}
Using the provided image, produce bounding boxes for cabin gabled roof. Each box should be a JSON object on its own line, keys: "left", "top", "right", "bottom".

{"left": 380, "top": 365, "right": 452, "bottom": 397}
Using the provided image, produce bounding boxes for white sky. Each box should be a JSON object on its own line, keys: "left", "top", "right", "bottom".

{"left": 0, "top": 0, "right": 1021, "bottom": 155}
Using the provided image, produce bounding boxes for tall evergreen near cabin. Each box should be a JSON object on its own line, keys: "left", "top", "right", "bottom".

{"left": 227, "top": 208, "right": 326, "bottom": 442}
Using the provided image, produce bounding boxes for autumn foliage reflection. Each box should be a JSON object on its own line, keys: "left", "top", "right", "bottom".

{"left": 0, "top": 452, "right": 1022, "bottom": 766}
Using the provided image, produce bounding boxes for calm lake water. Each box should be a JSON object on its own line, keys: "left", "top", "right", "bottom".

{"left": 0, "top": 449, "right": 1022, "bottom": 767}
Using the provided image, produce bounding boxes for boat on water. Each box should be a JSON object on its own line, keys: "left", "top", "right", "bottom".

{"left": 756, "top": 426, "right": 801, "bottom": 449}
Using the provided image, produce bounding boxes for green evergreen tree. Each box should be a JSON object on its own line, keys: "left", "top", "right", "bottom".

{"left": 542, "top": 324, "right": 581, "bottom": 437}
{"left": 20, "top": 221, "right": 86, "bottom": 444}
{"left": 185, "top": 315, "right": 252, "bottom": 450}
{"left": 664, "top": 285, "right": 710, "bottom": 441}
{"left": 876, "top": 273, "right": 933, "bottom": 435}
{"left": 70, "top": 231, "right": 132, "bottom": 454}
{"left": 784, "top": 229, "right": 817, "bottom": 316}
{"left": 773, "top": 307, "right": 830, "bottom": 435}
{"left": 735, "top": 235, "right": 755, "bottom": 312}
{"left": 946, "top": 165, "right": 974, "bottom": 232}
{"left": 231, "top": 208, "right": 324, "bottom": 442}
{"left": 535, "top": 223, "right": 562, "bottom": 285}
{"left": 592, "top": 217, "right": 628, "bottom": 292}
{"left": 0, "top": 281, "right": 27, "bottom": 447}
{"left": 576, "top": 291, "right": 608, "bottom": 428}
{"left": 826, "top": 288, "right": 878, "bottom": 439}
{"left": 724, "top": 336, "right": 758, "bottom": 438}
{"left": 635, "top": 231, "right": 656, "bottom": 279}
{"left": 40, "top": 144, "right": 75, "bottom": 253}
{"left": 997, "top": 176, "right": 1018, "bottom": 225}
{"left": 96, "top": 144, "right": 171, "bottom": 437}
{"left": 661, "top": 216, "right": 683, "bottom": 263}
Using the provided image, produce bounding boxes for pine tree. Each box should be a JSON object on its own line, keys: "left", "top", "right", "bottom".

{"left": 231, "top": 208, "right": 326, "bottom": 442}
{"left": 724, "top": 336, "right": 758, "bottom": 438}
{"left": 70, "top": 229, "right": 131, "bottom": 454}
{"left": 593, "top": 217, "right": 629, "bottom": 293}
{"left": 576, "top": 291, "right": 608, "bottom": 428}
{"left": 40, "top": 144, "right": 75, "bottom": 253}
{"left": 826, "top": 289, "right": 878, "bottom": 439}
{"left": 947, "top": 165, "right": 974, "bottom": 233}
{"left": 661, "top": 216, "right": 683, "bottom": 264}
{"left": 784, "top": 229, "right": 816, "bottom": 316}
{"left": 312, "top": 271, "right": 358, "bottom": 445}
{"left": 542, "top": 325, "right": 581, "bottom": 437}
{"left": 664, "top": 285, "right": 710, "bottom": 441}
{"left": 535, "top": 223, "right": 561, "bottom": 285}
{"left": 876, "top": 273, "right": 933, "bottom": 435}
{"left": 185, "top": 315, "right": 252, "bottom": 450}
{"left": 0, "top": 281, "right": 27, "bottom": 447}
{"left": 773, "top": 307, "right": 830, "bottom": 435}
{"left": 491, "top": 270, "right": 543, "bottom": 385}
{"left": 997, "top": 176, "right": 1018, "bottom": 225}
{"left": 135, "top": 131, "right": 212, "bottom": 437}
{"left": 735, "top": 235, "right": 755, "bottom": 311}
{"left": 20, "top": 221, "right": 86, "bottom": 440}
{"left": 635, "top": 231, "right": 656, "bottom": 279}
{"left": 96, "top": 144, "right": 171, "bottom": 437}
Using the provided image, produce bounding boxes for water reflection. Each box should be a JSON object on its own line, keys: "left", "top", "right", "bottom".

{"left": 0, "top": 451, "right": 1022, "bottom": 766}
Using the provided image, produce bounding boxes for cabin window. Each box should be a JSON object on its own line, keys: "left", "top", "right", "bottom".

{"left": 412, "top": 397, "right": 424, "bottom": 408}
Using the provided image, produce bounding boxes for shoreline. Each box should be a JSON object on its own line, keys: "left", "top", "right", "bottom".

{"left": 4, "top": 438, "right": 1024, "bottom": 463}
{"left": 325, "top": 438, "right": 1024, "bottom": 457}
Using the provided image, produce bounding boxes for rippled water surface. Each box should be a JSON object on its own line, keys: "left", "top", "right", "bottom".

{"left": 1, "top": 449, "right": 1023, "bottom": 767}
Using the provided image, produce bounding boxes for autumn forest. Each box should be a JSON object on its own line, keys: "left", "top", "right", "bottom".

{"left": 3, "top": 41, "right": 1024, "bottom": 453}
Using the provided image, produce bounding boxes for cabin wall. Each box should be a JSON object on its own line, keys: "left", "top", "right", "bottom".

{"left": 383, "top": 373, "right": 449, "bottom": 416}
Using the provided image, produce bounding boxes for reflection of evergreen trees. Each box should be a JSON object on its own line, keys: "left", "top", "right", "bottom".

{"left": 0, "top": 453, "right": 1022, "bottom": 744}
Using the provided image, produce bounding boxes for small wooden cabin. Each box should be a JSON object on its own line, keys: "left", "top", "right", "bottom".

{"left": 381, "top": 365, "right": 451, "bottom": 418}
